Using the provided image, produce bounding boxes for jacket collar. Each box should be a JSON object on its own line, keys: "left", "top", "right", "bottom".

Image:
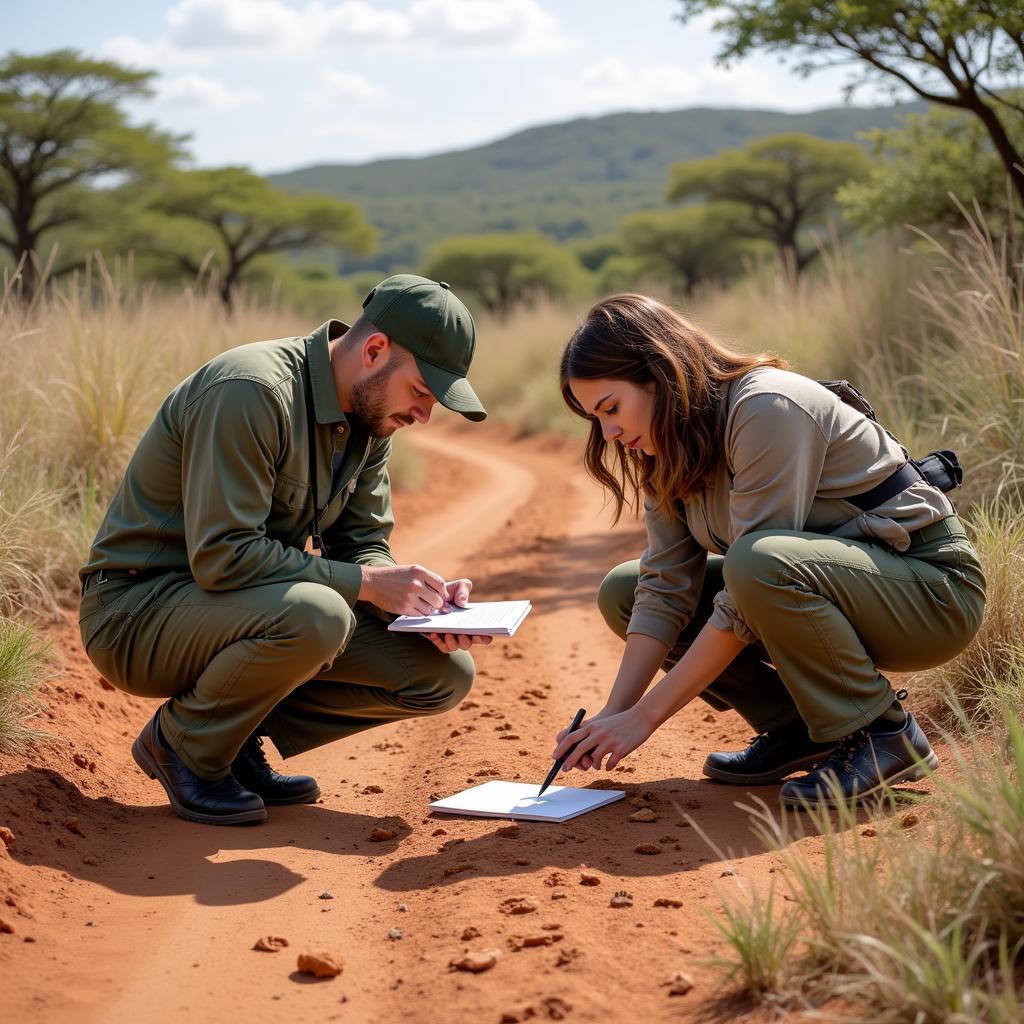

{"left": 304, "top": 320, "right": 350, "bottom": 425}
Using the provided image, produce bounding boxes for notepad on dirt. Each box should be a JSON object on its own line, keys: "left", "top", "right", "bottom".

{"left": 387, "top": 600, "right": 532, "bottom": 637}
{"left": 429, "top": 780, "right": 625, "bottom": 823}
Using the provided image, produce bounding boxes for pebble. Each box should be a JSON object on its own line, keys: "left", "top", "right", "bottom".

{"left": 861, "top": 827, "right": 877, "bottom": 838}
{"left": 900, "top": 813, "right": 920, "bottom": 829}
{"left": 388, "top": 928, "right": 404, "bottom": 941}
{"left": 397, "top": 903, "right": 408, "bottom": 913}
{"left": 0, "top": 918, "right": 13, "bottom": 934}
{"left": 369, "top": 827, "right": 396, "bottom": 842}
{"left": 496, "top": 824, "right": 521, "bottom": 838}
{"left": 653, "top": 897, "right": 684, "bottom": 908}
{"left": 319, "top": 891, "right": 335, "bottom": 900}
{"left": 628, "top": 808, "right": 657, "bottom": 823}
{"left": 551, "top": 891, "right": 567, "bottom": 901}
{"left": 64, "top": 817, "right": 85, "bottom": 837}
{"left": 579, "top": 872, "right": 601, "bottom": 886}
{"left": 253, "top": 936, "right": 289, "bottom": 952}
{"left": 609, "top": 890, "right": 633, "bottom": 909}
{"left": 664, "top": 970, "right": 695, "bottom": 996}
{"left": 461, "top": 926, "right": 481, "bottom": 941}
{"left": 508, "top": 932, "right": 563, "bottom": 950}
{"left": 634, "top": 844, "right": 661, "bottom": 855}
{"left": 720, "top": 868, "right": 737, "bottom": 877}
{"left": 499, "top": 897, "right": 538, "bottom": 916}
{"left": 361, "top": 785, "right": 384, "bottom": 794}
{"left": 450, "top": 949, "right": 500, "bottom": 973}
{"left": 432, "top": 828, "right": 448, "bottom": 837}
{"left": 0, "top": 827, "right": 14, "bottom": 847}
{"left": 296, "top": 950, "right": 344, "bottom": 978}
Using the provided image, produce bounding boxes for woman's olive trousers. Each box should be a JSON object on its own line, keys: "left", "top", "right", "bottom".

{"left": 79, "top": 573, "right": 475, "bottom": 780}
{"left": 599, "top": 516, "right": 986, "bottom": 742}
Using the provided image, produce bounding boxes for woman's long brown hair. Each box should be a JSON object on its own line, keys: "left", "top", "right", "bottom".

{"left": 560, "top": 294, "right": 788, "bottom": 522}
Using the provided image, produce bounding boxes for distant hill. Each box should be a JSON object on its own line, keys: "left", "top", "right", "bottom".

{"left": 269, "top": 102, "right": 923, "bottom": 274}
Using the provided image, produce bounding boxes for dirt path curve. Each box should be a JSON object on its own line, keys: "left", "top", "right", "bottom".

{"left": 2, "top": 422, "right": 791, "bottom": 1024}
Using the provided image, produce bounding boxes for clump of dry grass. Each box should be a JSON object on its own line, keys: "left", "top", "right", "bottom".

{"left": 0, "top": 617, "right": 50, "bottom": 752}
{"left": 704, "top": 693, "right": 1024, "bottom": 1021}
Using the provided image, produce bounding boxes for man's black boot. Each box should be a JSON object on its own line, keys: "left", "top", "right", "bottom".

{"left": 231, "top": 734, "right": 321, "bottom": 806}
{"left": 778, "top": 711, "right": 938, "bottom": 808}
{"left": 702, "top": 717, "right": 836, "bottom": 785}
{"left": 131, "top": 709, "right": 267, "bottom": 825}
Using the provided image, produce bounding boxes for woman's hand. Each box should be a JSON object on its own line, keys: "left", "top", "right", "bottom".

{"left": 551, "top": 707, "right": 655, "bottom": 773}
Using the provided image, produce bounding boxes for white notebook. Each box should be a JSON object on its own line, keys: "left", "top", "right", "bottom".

{"left": 387, "top": 600, "right": 532, "bottom": 637}
{"left": 430, "top": 780, "right": 625, "bottom": 823}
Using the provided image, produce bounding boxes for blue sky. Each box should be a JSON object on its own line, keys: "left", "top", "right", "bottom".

{"left": 5, "top": 0, "right": 889, "bottom": 173}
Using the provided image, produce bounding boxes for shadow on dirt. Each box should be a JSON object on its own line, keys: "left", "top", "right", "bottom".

{"left": 1, "top": 766, "right": 410, "bottom": 907}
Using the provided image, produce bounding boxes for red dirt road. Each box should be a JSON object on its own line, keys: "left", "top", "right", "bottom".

{"left": 1, "top": 422, "right": 872, "bottom": 1023}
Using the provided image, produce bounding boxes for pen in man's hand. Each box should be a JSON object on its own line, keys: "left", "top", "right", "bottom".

{"left": 538, "top": 707, "right": 587, "bottom": 796}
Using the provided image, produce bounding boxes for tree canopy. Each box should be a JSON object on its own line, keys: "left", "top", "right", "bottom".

{"left": 0, "top": 49, "right": 183, "bottom": 297}
{"left": 619, "top": 205, "right": 760, "bottom": 294}
{"left": 666, "top": 133, "right": 868, "bottom": 274}
{"left": 675, "top": 1, "right": 1024, "bottom": 207}
{"left": 421, "top": 232, "right": 586, "bottom": 316}
{"left": 839, "top": 106, "right": 1024, "bottom": 234}
{"left": 137, "top": 167, "right": 376, "bottom": 310}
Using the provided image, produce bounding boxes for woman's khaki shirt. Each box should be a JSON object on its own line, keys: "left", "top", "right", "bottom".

{"left": 629, "top": 367, "right": 953, "bottom": 646}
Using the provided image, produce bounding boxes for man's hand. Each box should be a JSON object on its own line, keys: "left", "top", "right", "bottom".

{"left": 358, "top": 564, "right": 449, "bottom": 616}
{"left": 551, "top": 707, "right": 654, "bottom": 773}
{"left": 426, "top": 577, "right": 494, "bottom": 654}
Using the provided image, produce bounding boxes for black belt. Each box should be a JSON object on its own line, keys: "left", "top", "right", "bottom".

{"left": 845, "top": 462, "right": 924, "bottom": 512}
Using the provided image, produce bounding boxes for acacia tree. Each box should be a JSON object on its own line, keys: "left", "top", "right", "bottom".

{"left": 666, "top": 134, "right": 868, "bottom": 275}
{"left": 0, "top": 49, "right": 183, "bottom": 298}
{"left": 619, "top": 205, "right": 759, "bottom": 294}
{"left": 139, "top": 167, "right": 376, "bottom": 311}
{"left": 422, "top": 232, "right": 586, "bottom": 316}
{"left": 676, "top": 1, "right": 1024, "bottom": 207}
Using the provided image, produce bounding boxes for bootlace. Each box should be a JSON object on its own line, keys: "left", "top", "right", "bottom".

{"left": 819, "top": 729, "right": 869, "bottom": 776}
{"left": 241, "top": 735, "right": 272, "bottom": 772}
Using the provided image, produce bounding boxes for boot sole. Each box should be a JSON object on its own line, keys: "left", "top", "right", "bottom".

{"left": 702, "top": 750, "right": 835, "bottom": 786}
{"left": 778, "top": 750, "right": 940, "bottom": 809}
{"left": 132, "top": 734, "right": 268, "bottom": 826}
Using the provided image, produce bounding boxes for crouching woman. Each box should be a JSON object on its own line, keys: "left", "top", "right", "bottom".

{"left": 551, "top": 294, "right": 985, "bottom": 806}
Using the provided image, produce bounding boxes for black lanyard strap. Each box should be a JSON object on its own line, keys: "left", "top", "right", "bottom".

{"left": 302, "top": 359, "right": 326, "bottom": 555}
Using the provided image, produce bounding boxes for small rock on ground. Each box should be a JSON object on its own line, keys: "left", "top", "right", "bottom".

{"left": 450, "top": 949, "right": 500, "bottom": 973}
{"left": 296, "top": 950, "right": 344, "bottom": 977}
{"left": 664, "top": 970, "right": 694, "bottom": 996}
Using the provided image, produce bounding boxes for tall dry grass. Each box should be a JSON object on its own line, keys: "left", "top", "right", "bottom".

{"left": 703, "top": 692, "right": 1024, "bottom": 1021}
{"left": 0, "top": 266, "right": 328, "bottom": 617}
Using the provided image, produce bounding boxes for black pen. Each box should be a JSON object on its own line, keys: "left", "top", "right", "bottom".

{"left": 538, "top": 707, "right": 587, "bottom": 797}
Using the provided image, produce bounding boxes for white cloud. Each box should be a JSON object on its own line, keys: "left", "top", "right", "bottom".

{"left": 156, "top": 74, "right": 262, "bottom": 110}
{"left": 306, "top": 68, "right": 384, "bottom": 107}
{"left": 406, "top": 0, "right": 561, "bottom": 52}
{"left": 551, "top": 57, "right": 702, "bottom": 115}
{"left": 162, "top": 0, "right": 566, "bottom": 56}
{"left": 97, "top": 34, "right": 210, "bottom": 71}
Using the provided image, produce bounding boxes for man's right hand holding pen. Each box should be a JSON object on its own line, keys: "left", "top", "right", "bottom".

{"left": 358, "top": 563, "right": 494, "bottom": 654}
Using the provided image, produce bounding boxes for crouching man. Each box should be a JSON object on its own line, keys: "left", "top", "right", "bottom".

{"left": 79, "top": 275, "right": 490, "bottom": 825}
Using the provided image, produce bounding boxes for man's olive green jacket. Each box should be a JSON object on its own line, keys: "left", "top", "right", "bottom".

{"left": 80, "top": 321, "right": 396, "bottom": 603}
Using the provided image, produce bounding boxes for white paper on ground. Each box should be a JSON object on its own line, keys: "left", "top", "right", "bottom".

{"left": 429, "top": 780, "right": 625, "bottom": 823}
{"left": 387, "top": 600, "right": 532, "bottom": 637}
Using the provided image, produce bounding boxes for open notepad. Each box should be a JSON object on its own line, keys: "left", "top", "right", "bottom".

{"left": 430, "top": 781, "right": 625, "bottom": 823}
{"left": 387, "top": 600, "right": 532, "bottom": 637}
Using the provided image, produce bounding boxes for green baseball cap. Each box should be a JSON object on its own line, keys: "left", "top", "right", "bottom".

{"left": 361, "top": 274, "right": 487, "bottom": 422}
